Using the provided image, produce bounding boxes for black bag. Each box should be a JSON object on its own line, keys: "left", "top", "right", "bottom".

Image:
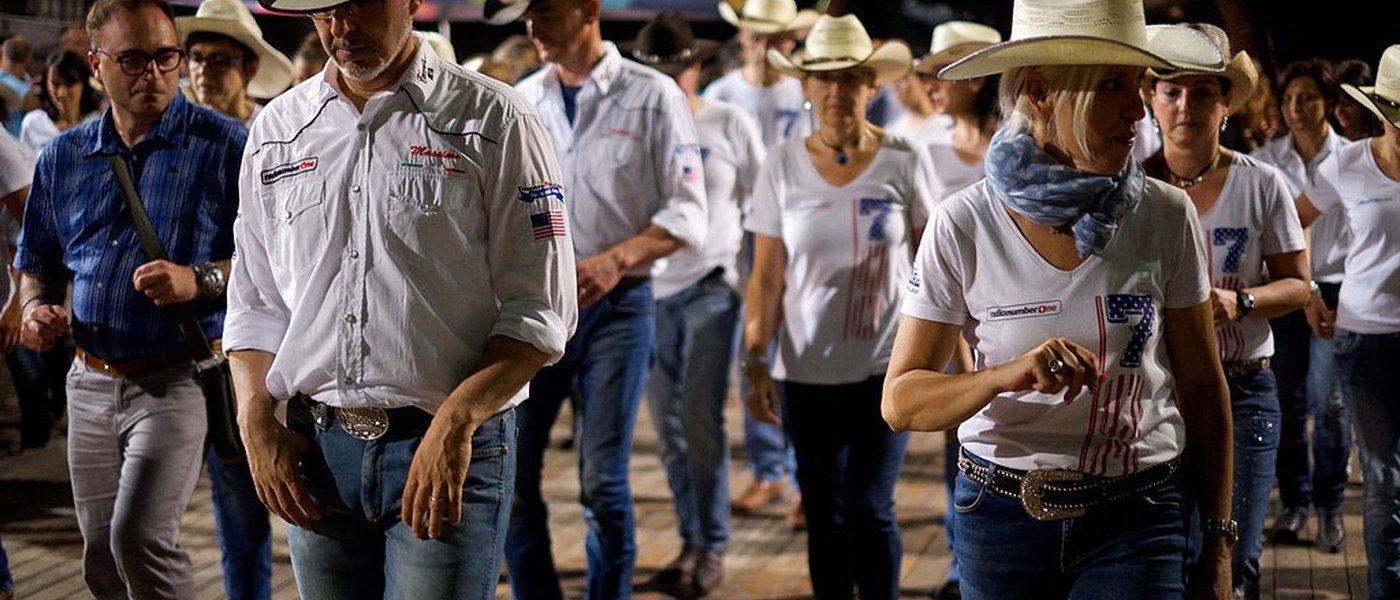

{"left": 107, "top": 156, "right": 244, "bottom": 459}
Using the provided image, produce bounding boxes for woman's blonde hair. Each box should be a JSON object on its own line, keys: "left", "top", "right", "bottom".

{"left": 999, "top": 64, "right": 1117, "bottom": 162}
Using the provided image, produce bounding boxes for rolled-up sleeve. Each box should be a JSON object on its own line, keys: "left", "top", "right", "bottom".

{"left": 483, "top": 112, "right": 578, "bottom": 364}
{"left": 649, "top": 84, "right": 708, "bottom": 249}
{"left": 223, "top": 137, "right": 291, "bottom": 354}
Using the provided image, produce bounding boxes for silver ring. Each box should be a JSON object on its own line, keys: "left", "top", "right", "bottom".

{"left": 1047, "top": 358, "right": 1066, "bottom": 375}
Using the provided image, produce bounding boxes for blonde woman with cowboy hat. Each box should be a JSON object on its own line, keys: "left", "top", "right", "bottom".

{"left": 1296, "top": 43, "right": 1400, "bottom": 600}
{"left": 882, "top": 1, "right": 1238, "bottom": 598}
{"left": 741, "top": 14, "right": 937, "bottom": 599}
{"left": 1143, "top": 24, "right": 1311, "bottom": 600}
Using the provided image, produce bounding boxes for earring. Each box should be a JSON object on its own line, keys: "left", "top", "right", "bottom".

{"left": 1151, "top": 116, "right": 1160, "bottom": 132}
{"left": 1220, "top": 116, "right": 1229, "bottom": 133}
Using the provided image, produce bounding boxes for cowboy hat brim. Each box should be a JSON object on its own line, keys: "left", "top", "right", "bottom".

{"left": 484, "top": 0, "right": 530, "bottom": 25}
{"left": 619, "top": 39, "right": 723, "bottom": 76}
{"left": 1149, "top": 51, "right": 1258, "bottom": 115}
{"left": 939, "top": 24, "right": 1224, "bottom": 81}
{"left": 175, "top": 16, "right": 294, "bottom": 98}
{"left": 914, "top": 42, "right": 993, "bottom": 74}
{"left": 255, "top": 0, "right": 349, "bottom": 12}
{"left": 768, "top": 40, "right": 913, "bottom": 86}
{"left": 717, "top": 3, "right": 819, "bottom": 35}
{"left": 1343, "top": 83, "right": 1400, "bottom": 129}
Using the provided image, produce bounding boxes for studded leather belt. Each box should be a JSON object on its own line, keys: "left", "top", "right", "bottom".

{"left": 1222, "top": 357, "right": 1271, "bottom": 379}
{"left": 957, "top": 449, "right": 1179, "bottom": 521}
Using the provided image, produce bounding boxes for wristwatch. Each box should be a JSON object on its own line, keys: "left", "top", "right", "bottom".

{"left": 1235, "top": 289, "right": 1255, "bottom": 319}
{"left": 739, "top": 353, "right": 768, "bottom": 372}
{"left": 1201, "top": 517, "right": 1239, "bottom": 544}
{"left": 192, "top": 263, "right": 226, "bottom": 299}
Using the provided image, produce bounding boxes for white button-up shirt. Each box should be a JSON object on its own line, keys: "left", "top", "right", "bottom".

{"left": 225, "top": 38, "right": 577, "bottom": 412}
{"left": 515, "top": 43, "right": 707, "bottom": 276}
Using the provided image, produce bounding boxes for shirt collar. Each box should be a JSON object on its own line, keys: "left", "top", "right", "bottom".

{"left": 87, "top": 92, "right": 188, "bottom": 157}
{"left": 544, "top": 42, "right": 623, "bottom": 97}
{"left": 317, "top": 34, "right": 442, "bottom": 108}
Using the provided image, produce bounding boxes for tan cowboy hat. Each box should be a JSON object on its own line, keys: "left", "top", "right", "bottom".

{"left": 620, "top": 11, "right": 723, "bottom": 77}
{"left": 718, "top": 0, "right": 820, "bottom": 35}
{"left": 1146, "top": 23, "right": 1258, "bottom": 115}
{"left": 1342, "top": 44, "right": 1400, "bottom": 129}
{"left": 938, "top": 0, "right": 1224, "bottom": 81}
{"left": 914, "top": 21, "right": 1001, "bottom": 74}
{"left": 767, "top": 15, "right": 912, "bottom": 86}
{"left": 176, "top": 0, "right": 293, "bottom": 99}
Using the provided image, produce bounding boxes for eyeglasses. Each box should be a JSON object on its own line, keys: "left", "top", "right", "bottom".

{"left": 188, "top": 52, "right": 243, "bottom": 70}
{"left": 93, "top": 47, "right": 184, "bottom": 77}
{"left": 309, "top": 0, "right": 387, "bottom": 21}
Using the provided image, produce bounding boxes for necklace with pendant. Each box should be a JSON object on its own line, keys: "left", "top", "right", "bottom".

{"left": 817, "top": 130, "right": 862, "bottom": 166}
{"left": 1168, "top": 148, "right": 1221, "bottom": 189}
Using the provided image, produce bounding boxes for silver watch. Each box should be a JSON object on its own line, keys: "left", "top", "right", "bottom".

{"left": 193, "top": 263, "right": 226, "bottom": 298}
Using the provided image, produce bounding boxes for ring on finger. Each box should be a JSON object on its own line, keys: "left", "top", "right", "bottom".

{"left": 1047, "top": 357, "right": 1066, "bottom": 375}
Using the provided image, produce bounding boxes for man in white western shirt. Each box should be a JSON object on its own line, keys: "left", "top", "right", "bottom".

{"left": 484, "top": 0, "right": 708, "bottom": 597}
{"left": 223, "top": 0, "right": 576, "bottom": 597}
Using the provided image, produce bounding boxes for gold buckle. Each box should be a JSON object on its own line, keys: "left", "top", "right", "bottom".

{"left": 337, "top": 407, "right": 389, "bottom": 441}
{"left": 1020, "top": 469, "right": 1087, "bottom": 521}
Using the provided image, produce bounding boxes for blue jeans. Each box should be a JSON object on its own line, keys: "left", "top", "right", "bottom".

{"left": 1271, "top": 311, "right": 1352, "bottom": 515}
{"left": 286, "top": 401, "right": 516, "bottom": 600}
{"left": 779, "top": 377, "right": 907, "bottom": 600}
{"left": 738, "top": 232, "right": 794, "bottom": 485}
{"left": 506, "top": 279, "right": 655, "bottom": 600}
{"left": 952, "top": 454, "right": 1189, "bottom": 600}
{"left": 1334, "top": 330, "right": 1400, "bottom": 600}
{"left": 0, "top": 532, "right": 11, "bottom": 593}
{"left": 205, "top": 450, "right": 272, "bottom": 600}
{"left": 646, "top": 271, "right": 738, "bottom": 550}
{"left": 1226, "top": 368, "right": 1281, "bottom": 598}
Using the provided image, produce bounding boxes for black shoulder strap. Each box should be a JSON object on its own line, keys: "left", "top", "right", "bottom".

{"left": 105, "top": 155, "right": 216, "bottom": 361}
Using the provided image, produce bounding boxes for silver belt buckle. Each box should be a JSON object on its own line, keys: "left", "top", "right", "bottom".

{"left": 336, "top": 407, "right": 390, "bottom": 441}
{"left": 1020, "top": 469, "right": 1087, "bottom": 521}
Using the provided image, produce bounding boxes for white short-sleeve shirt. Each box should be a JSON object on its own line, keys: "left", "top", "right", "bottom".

{"left": 703, "top": 71, "right": 811, "bottom": 149}
{"left": 903, "top": 178, "right": 1211, "bottom": 476}
{"left": 926, "top": 142, "right": 985, "bottom": 196}
{"left": 746, "top": 133, "right": 938, "bottom": 385}
{"left": 1306, "top": 140, "right": 1400, "bottom": 334}
{"left": 1251, "top": 131, "right": 1351, "bottom": 282}
{"left": 1197, "top": 153, "right": 1306, "bottom": 361}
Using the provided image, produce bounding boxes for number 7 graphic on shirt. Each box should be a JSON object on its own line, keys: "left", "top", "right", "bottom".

{"left": 1212, "top": 227, "right": 1249, "bottom": 274}
{"left": 858, "top": 198, "right": 893, "bottom": 241}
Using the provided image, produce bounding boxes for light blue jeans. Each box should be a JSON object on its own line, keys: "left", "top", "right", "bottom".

{"left": 646, "top": 270, "right": 739, "bottom": 551}
{"left": 1334, "top": 330, "right": 1400, "bottom": 600}
{"left": 286, "top": 401, "right": 516, "bottom": 600}
{"left": 506, "top": 279, "right": 655, "bottom": 600}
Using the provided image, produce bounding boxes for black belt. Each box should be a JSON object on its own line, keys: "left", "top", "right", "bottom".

{"left": 613, "top": 275, "right": 651, "bottom": 294}
{"left": 1223, "top": 357, "right": 1270, "bottom": 379}
{"left": 292, "top": 394, "right": 433, "bottom": 441}
{"left": 957, "top": 449, "right": 1179, "bottom": 521}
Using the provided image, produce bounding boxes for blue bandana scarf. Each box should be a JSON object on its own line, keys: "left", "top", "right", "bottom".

{"left": 984, "top": 127, "right": 1145, "bottom": 257}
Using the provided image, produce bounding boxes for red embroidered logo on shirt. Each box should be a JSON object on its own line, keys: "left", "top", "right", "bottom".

{"left": 409, "top": 145, "right": 464, "bottom": 161}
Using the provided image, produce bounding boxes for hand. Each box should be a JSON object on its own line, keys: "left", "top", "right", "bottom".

{"left": 743, "top": 362, "right": 781, "bottom": 425}
{"left": 20, "top": 303, "right": 69, "bottom": 352}
{"left": 402, "top": 415, "right": 475, "bottom": 539}
{"left": 0, "top": 293, "right": 21, "bottom": 354}
{"left": 1208, "top": 288, "right": 1241, "bottom": 325}
{"left": 1001, "top": 337, "right": 1102, "bottom": 403}
{"left": 132, "top": 260, "right": 199, "bottom": 307}
{"left": 1187, "top": 536, "right": 1232, "bottom": 600}
{"left": 243, "top": 415, "right": 321, "bottom": 527}
{"left": 576, "top": 253, "right": 623, "bottom": 308}
{"left": 1304, "top": 294, "right": 1336, "bottom": 339}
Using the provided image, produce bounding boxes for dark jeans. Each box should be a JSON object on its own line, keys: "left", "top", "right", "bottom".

{"left": 779, "top": 376, "right": 907, "bottom": 600}
{"left": 1335, "top": 330, "right": 1400, "bottom": 600}
{"left": 1226, "top": 368, "right": 1281, "bottom": 598}
{"left": 1270, "top": 309, "right": 1351, "bottom": 516}
{"left": 7, "top": 344, "right": 72, "bottom": 450}
{"left": 206, "top": 451, "right": 272, "bottom": 600}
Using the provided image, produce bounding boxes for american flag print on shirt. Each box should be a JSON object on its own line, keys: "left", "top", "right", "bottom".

{"left": 519, "top": 182, "right": 567, "bottom": 242}
{"left": 846, "top": 198, "right": 894, "bottom": 340}
{"left": 1209, "top": 226, "right": 1250, "bottom": 360}
{"left": 530, "top": 210, "right": 567, "bottom": 241}
{"left": 1077, "top": 294, "right": 1157, "bottom": 476}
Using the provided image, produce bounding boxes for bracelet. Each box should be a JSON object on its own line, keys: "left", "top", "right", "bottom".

{"left": 192, "top": 263, "right": 227, "bottom": 299}
{"left": 19, "top": 296, "right": 43, "bottom": 316}
{"left": 1200, "top": 517, "right": 1239, "bottom": 544}
{"left": 739, "top": 353, "right": 768, "bottom": 371}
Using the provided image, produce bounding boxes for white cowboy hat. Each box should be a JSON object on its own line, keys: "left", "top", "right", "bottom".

{"left": 938, "top": 0, "right": 1225, "bottom": 81}
{"left": 1146, "top": 24, "right": 1258, "bottom": 115}
{"left": 914, "top": 21, "right": 1001, "bottom": 74}
{"left": 767, "top": 14, "right": 912, "bottom": 86}
{"left": 717, "top": 0, "right": 820, "bottom": 35}
{"left": 1342, "top": 44, "right": 1400, "bottom": 129}
{"left": 482, "top": 0, "right": 529, "bottom": 25}
{"left": 176, "top": 0, "right": 293, "bottom": 99}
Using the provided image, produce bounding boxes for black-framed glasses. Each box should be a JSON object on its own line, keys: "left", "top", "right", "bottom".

{"left": 93, "top": 47, "right": 184, "bottom": 77}
{"left": 188, "top": 51, "right": 243, "bottom": 70}
{"left": 309, "top": 0, "right": 387, "bottom": 21}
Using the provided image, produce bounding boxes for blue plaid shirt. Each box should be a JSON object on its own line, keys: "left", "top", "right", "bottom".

{"left": 16, "top": 94, "right": 245, "bottom": 360}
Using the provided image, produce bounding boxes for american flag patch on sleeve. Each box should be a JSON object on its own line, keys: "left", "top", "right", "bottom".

{"left": 530, "top": 210, "right": 567, "bottom": 241}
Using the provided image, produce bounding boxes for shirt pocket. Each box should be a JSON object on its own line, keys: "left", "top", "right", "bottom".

{"left": 262, "top": 175, "right": 328, "bottom": 278}
{"left": 385, "top": 168, "right": 476, "bottom": 267}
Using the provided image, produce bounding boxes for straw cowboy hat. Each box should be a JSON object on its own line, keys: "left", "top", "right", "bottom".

{"left": 1342, "top": 44, "right": 1400, "bottom": 129}
{"left": 914, "top": 21, "right": 1001, "bottom": 74}
{"left": 176, "top": 0, "right": 293, "bottom": 98}
{"left": 938, "top": 0, "right": 1225, "bottom": 81}
{"left": 768, "top": 15, "right": 912, "bottom": 86}
{"left": 482, "top": 0, "right": 529, "bottom": 25}
{"left": 718, "top": 0, "right": 820, "bottom": 35}
{"left": 620, "top": 11, "right": 723, "bottom": 77}
{"left": 1146, "top": 23, "right": 1258, "bottom": 115}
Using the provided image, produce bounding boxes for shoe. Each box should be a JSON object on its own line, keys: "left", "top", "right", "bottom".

{"left": 937, "top": 581, "right": 961, "bottom": 600}
{"left": 785, "top": 494, "right": 806, "bottom": 530}
{"left": 1317, "top": 513, "right": 1346, "bottom": 554}
{"left": 649, "top": 548, "right": 699, "bottom": 592}
{"left": 690, "top": 548, "right": 725, "bottom": 596}
{"left": 732, "top": 478, "right": 785, "bottom": 513}
{"left": 1270, "top": 507, "right": 1308, "bottom": 544}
